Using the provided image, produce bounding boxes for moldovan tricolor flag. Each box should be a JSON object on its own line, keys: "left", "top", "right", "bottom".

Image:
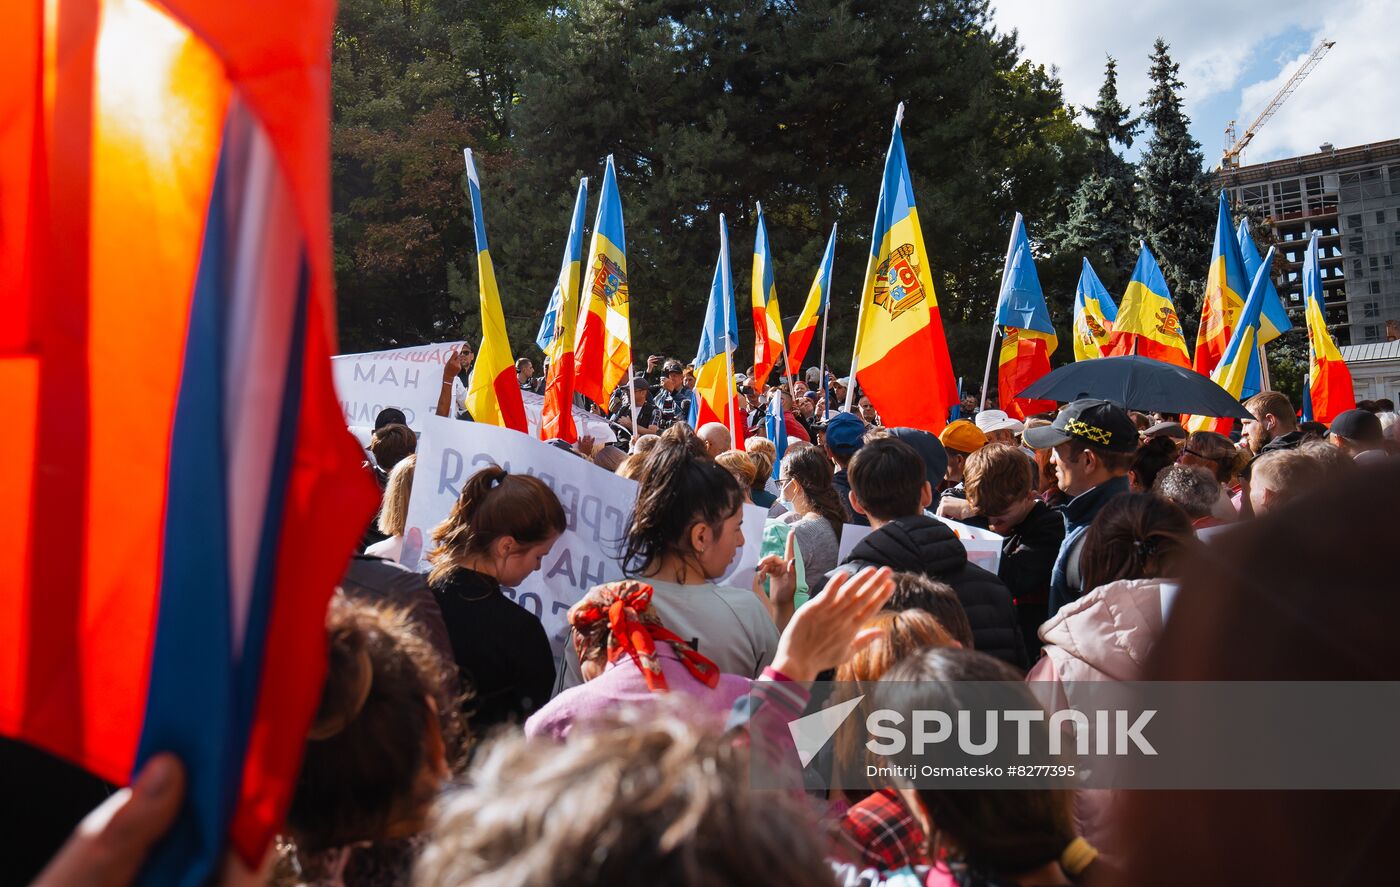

{"left": 574, "top": 156, "right": 632, "bottom": 407}
{"left": 1104, "top": 242, "right": 1191, "bottom": 367}
{"left": 689, "top": 215, "right": 744, "bottom": 445}
{"left": 0, "top": 0, "right": 378, "bottom": 882}
{"left": 1187, "top": 248, "right": 1276, "bottom": 435}
{"left": 462, "top": 148, "right": 528, "bottom": 432}
{"left": 1301, "top": 231, "right": 1356, "bottom": 424}
{"left": 1237, "top": 217, "right": 1294, "bottom": 345}
{"left": 995, "top": 214, "right": 1058, "bottom": 419}
{"left": 1072, "top": 258, "right": 1118, "bottom": 361}
{"left": 788, "top": 223, "right": 837, "bottom": 370}
{"left": 850, "top": 104, "right": 958, "bottom": 432}
{"left": 536, "top": 177, "right": 589, "bottom": 441}
{"left": 752, "top": 203, "right": 787, "bottom": 386}
{"left": 1193, "top": 192, "right": 1251, "bottom": 377}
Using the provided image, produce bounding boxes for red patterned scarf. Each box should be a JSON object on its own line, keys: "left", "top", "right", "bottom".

{"left": 571, "top": 581, "right": 720, "bottom": 693}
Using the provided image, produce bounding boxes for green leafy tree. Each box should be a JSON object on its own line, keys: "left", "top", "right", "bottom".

{"left": 1135, "top": 38, "right": 1214, "bottom": 330}
{"left": 1052, "top": 57, "right": 1138, "bottom": 292}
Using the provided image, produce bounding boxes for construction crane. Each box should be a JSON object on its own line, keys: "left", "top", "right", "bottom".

{"left": 1221, "top": 37, "right": 1335, "bottom": 169}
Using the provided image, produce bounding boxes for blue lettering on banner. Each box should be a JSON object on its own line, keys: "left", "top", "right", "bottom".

{"left": 578, "top": 554, "right": 606, "bottom": 589}
{"left": 546, "top": 548, "right": 577, "bottom": 587}
{"left": 439, "top": 447, "right": 465, "bottom": 498}
{"left": 555, "top": 483, "right": 581, "bottom": 532}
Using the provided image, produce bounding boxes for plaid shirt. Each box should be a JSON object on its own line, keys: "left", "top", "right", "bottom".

{"left": 840, "top": 788, "right": 931, "bottom": 871}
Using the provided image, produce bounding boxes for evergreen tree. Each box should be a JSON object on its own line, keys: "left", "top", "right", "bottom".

{"left": 1053, "top": 57, "right": 1139, "bottom": 291}
{"left": 1135, "top": 38, "right": 1214, "bottom": 329}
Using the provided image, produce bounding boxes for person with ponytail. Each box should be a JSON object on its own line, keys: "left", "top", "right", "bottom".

{"left": 283, "top": 595, "right": 463, "bottom": 884}
{"left": 558, "top": 434, "right": 787, "bottom": 691}
{"left": 427, "top": 465, "right": 567, "bottom": 732}
{"left": 776, "top": 446, "right": 846, "bottom": 596}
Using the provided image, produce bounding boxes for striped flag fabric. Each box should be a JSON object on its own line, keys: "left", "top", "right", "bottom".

{"left": 788, "top": 223, "right": 837, "bottom": 371}
{"left": 1072, "top": 258, "right": 1119, "bottom": 361}
{"left": 994, "top": 213, "right": 1058, "bottom": 419}
{"left": 1238, "top": 217, "right": 1294, "bottom": 345}
{"left": 689, "top": 215, "right": 744, "bottom": 445}
{"left": 1104, "top": 241, "right": 1191, "bottom": 367}
{"left": 1187, "top": 248, "right": 1276, "bottom": 434}
{"left": 462, "top": 148, "right": 528, "bottom": 433}
{"left": 1193, "top": 192, "right": 1252, "bottom": 377}
{"left": 574, "top": 156, "right": 632, "bottom": 407}
{"left": 752, "top": 203, "right": 787, "bottom": 387}
{"left": 1301, "top": 231, "right": 1356, "bottom": 423}
{"left": 850, "top": 104, "right": 958, "bottom": 433}
{"left": 765, "top": 389, "right": 789, "bottom": 480}
{"left": 0, "top": 0, "right": 378, "bottom": 881}
{"left": 536, "top": 177, "right": 589, "bottom": 441}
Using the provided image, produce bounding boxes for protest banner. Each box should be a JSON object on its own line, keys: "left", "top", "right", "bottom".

{"left": 835, "top": 515, "right": 1003, "bottom": 574}
{"left": 402, "top": 416, "right": 758, "bottom": 658}
{"left": 333, "top": 341, "right": 613, "bottom": 442}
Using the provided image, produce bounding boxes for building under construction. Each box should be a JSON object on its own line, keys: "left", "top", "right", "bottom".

{"left": 1217, "top": 139, "right": 1400, "bottom": 346}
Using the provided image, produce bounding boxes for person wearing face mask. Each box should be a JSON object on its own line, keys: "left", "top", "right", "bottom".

{"left": 427, "top": 465, "right": 568, "bottom": 732}
{"left": 556, "top": 436, "right": 785, "bottom": 692}
{"left": 775, "top": 447, "right": 847, "bottom": 596}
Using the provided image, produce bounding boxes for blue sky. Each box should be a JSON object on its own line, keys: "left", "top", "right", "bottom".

{"left": 990, "top": 0, "right": 1399, "bottom": 166}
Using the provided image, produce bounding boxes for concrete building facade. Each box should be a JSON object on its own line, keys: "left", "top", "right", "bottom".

{"left": 1218, "top": 139, "right": 1400, "bottom": 347}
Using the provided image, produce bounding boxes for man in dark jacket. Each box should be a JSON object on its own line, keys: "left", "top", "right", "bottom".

{"left": 960, "top": 443, "right": 1065, "bottom": 654}
{"left": 828, "top": 436, "right": 1027, "bottom": 669}
{"left": 1024, "top": 399, "right": 1136, "bottom": 618}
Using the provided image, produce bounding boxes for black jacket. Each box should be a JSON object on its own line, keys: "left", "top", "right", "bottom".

{"left": 432, "top": 568, "right": 556, "bottom": 733}
{"left": 838, "top": 515, "right": 1028, "bottom": 669}
{"left": 967, "top": 502, "right": 1065, "bottom": 653}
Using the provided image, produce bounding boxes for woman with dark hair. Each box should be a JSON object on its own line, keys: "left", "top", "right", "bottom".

{"left": 776, "top": 446, "right": 846, "bottom": 595}
{"left": 427, "top": 465, "right": 567, "bottom": 732}
{"left": 1028, "top": 493, "right": 1196, "bottom": 849}
{"left": 558, "top": 436, "right": 784, "bottom": 691}
{"left": 1127, "top": 435, "right": 1177, "bottom": 493}
{"left": 877, "top": 648, "right": 1102, "bottom": 886}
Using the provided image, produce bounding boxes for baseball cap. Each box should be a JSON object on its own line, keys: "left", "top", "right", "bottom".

{"left": 1022, "top": 398, "right": 1138, "bottom": 453}
{"left": 888, "top": 427, "right": 948, "bottom": 490}
{"left": 630, "top": 374, "right": 650, "bottom": 390}
{"left": 939, "top": 419, "right": 988, "bottom": 455}
{"left": 823, "top": 411, "right": 867, "bottom": 455}
{"left": 802, "top": 390, "right": 820, "bottom": 402}
{"left": 662, "top": 360, "right": 684, "bottom": 374}
{"left": 373, "top": 407, "right": 408, "bottom": 430}
{"left": 973, "top": 409, "right": 1025, "bottom": 436}
{"left": 1329, "top": 408, "right": 1383, "bottom": 442}
{"left": 835, "top": 376, "right": 851, "bottom": 388}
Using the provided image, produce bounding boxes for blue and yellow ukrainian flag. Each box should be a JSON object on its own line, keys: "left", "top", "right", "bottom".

{"left": 1104, "top": 242, "right": 1191, "bottom": 367}
{"left": 995, "top": 213, "right": 1058, "bottom": 418}
{"left": 1238, "top": 217, "right": 1294, "bottom": 346}
{"left": 689, "top": 214, "right": 743, "bottom": 445}
{"left": 1072, "top": 258, "right": 1118, "bottom": 361}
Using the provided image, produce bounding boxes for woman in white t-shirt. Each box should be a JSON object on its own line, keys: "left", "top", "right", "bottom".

{"left": 365, "top": 455, "right": 415, "bottom": 562}
{"left": 558, "top": 426, "right": 788, "bottom": 692}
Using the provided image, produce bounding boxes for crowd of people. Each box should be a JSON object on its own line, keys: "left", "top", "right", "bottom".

{"left": 30, "top": 354, "right": 1400, "bottom": 887}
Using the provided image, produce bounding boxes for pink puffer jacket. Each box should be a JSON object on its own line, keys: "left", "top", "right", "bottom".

{"left": 1027, "top": 578, "right": 1168, "bottom": 684}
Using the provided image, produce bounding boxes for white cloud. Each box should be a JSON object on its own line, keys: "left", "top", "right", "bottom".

{"left": 990, "top": 0, "right": 1396, "bottom": 163}
{"left": 1236, "top": 0, "right": 1400, "bottom": 162}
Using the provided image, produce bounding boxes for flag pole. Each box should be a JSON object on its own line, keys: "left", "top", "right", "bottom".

{"left": 818, "top": 295, "right": 831, "bottom": 419}
{"left": 722, "top": 215, "right": 739, "bottom": 448}
{"left": 981, "top": 212, "right": 1021, "bottom": 411}
{"left": 1258, "top": 340, "right": 1272, "bottom": 391}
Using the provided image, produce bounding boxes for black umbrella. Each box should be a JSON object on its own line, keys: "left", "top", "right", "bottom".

{"left": 1016, "top": 355, "right": 1254, "bottom": 420}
